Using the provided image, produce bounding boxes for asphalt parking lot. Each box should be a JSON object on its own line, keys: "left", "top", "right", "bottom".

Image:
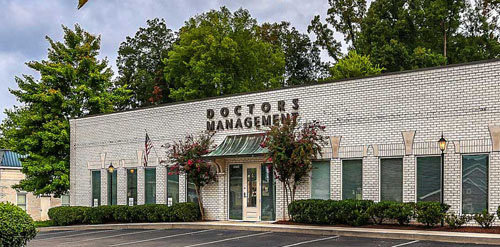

{"left": 29, "top": 228, "right": 498, "bottom": 247}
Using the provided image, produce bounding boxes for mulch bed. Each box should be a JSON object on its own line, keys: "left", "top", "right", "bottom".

{"left": 274, "top": 221, "right": 500, "bottom": 234}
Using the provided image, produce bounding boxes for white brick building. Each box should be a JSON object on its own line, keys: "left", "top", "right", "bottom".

{"left": 70, "top": 59, "right": 500, "bottom": 221}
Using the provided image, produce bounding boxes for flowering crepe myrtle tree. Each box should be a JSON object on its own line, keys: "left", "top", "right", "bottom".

{"left": 163, "top": 132, "right": 217, "bottom": 220}
{"left": 261, "top": 116, "right": 327, "bottom": 216}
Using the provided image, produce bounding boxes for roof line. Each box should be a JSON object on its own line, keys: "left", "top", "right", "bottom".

{"left": 73, "top": 58, "right": 500, "bottom": 121}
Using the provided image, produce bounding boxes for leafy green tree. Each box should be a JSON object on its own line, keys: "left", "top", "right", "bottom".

{"left": 165, "top": 7, "right": 285, "bottom": 101}
{"left": 0, "top": 25, "right": 130, "bottom": 196}
{"left": 258, "top": 22, "right": 329, "bottom": 86}
{"left": 261, "top": 117, "right": 327, "bottom": 217}
{"left": 164, "top": 133, "right": 217, "bottom": 220}
{"left": 311, "top": 0, "right": 500, "bottom": 72}
{"left": 116, "top": 18, "right": 177, "bottom": 108}
{"left": 329, "top": 51, "right": 383, "bottom": 80}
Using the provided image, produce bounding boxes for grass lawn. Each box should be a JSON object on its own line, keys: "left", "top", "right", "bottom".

{"left": 35, "top": 220, "right": 54, "bottom": 228}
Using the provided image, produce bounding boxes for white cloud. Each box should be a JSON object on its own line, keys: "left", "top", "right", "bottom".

{"left": 0, "top": 0, "right": 342, "bottom": 122}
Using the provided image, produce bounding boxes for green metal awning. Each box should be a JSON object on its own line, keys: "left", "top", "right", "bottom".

{"left": 204, "top": 134, "right": 268, "bottom": 158}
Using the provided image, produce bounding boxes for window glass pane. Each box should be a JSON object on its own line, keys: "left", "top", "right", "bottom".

{"left": 381, "top": 158, "right": 403, "bottom": 202}
{"left": 417, "top": 156, "right": 441, "bottom": 202}
{"left": 246, "top": 168, "right": 257, "bottom": 207}
{"left": 229, "top": 164, "right": 243, "bottom": 220}
{"left": 92, "top": 170, "right": 101, "bottom": 206}
{"left": 62, "top": 195, "right": 70, "bottom": 206}
{"left": 17, "top": 194, "right": 27, "bottom": 210}
{"left": 145, "top": 168, "right": 156, "bottom": 204}
{"left": 261, "top": 164, "right": 275, "bottom": 221}
{"left": 462, "top": 155, "right": 488, "bottom": 214}
{"left": 127, "top": 169, "right": 137, "bottom": 206}
{"left": 342, "top": 159, "right": 363, "bottom": 200}
{"left": 311, "top": 161, "right": 330, "bottom": 200}
{"left": 167, "top": 172, "right": 179, "bottom": 206}
{"left": 187, "top": 177, "right": 198, "bottom": 204}
{"left": 107, "top": 170, "right": 117, "bottom": 205}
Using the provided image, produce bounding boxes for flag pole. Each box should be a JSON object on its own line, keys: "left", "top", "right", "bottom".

{"left": 145, "top": 129, "right": 160, "bottom": 162}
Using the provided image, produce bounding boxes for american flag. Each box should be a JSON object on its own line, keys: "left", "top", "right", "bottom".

{"left": 144, "top": 133, "right": 153, "bottom": 167}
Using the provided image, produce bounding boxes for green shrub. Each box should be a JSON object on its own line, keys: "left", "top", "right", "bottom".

{"left": 0, "top": 202, "right": 37, "bottom": 247}
{"left": 367, "top": 201, "right": 394, "bottom": 224}
{"left": 337, "top": 200, "right": 374, "bottom": 226}
{"left": 387, "top": 202, "right": 414, "bottom": 226}
{"left": 289, "top": 199, "right": 330, "bottom": 224}
{"left": 289, "top": 199, "right": 373, "bottom": 226}
{"left": 415, "top": 202, "right": 450, "bottom": 227}
{"left": 445, "top": 213, "right": 471, "bottom": 228}
{"left": 171, "top": 202, "right": 200, "bottom": 222}
{"left": 473, "top": 210, "right": 495, "bottom": 228}
{"left": 48, "top": 203, "right": 198, "bottom": 226}
{"left": 48, "top": 206, "right": 90, "bottom": 225}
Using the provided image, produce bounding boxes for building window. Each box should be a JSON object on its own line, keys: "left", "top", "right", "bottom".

{"left": 261, "top": 163, "right": 275, "bottom": 221}
{"left": 167, "top": 170, "right": 179, "bottom": 206}
{"left": 91, "top": 170, "right": 101, "bottom": 207}
{"left": 17, "top": 193, "right": 27, "bottom": 211}
{"left": 107, "top": 170, "right": 117, "bottom": 205}
{"left": 127, "top": 168, "right": 137, "bottom": 206}
{"left": 311, "top": 161, "right": 330, "bottom": 200}
{"left": 462, "top": 155, "right": 488, "bottom": 214}
{"left": 61, "top": 195, "right": 70, "bottom": 206}
{"left": 342, "top": 159, "right": 362, "bottom": 200}
{"left": 187, "top": 176, "right": 199, "bottom": 204}
{"left": 380, "top": 158, "right": 403, "bottom": 202}
{"left": 417, "top": 156, "right": 441, "bottom": 202}
{"left": 145, "top": 168, "right": 156, "bottom": 204}
{"left": 229, "top": 164, "right": 243, "bottom": 220}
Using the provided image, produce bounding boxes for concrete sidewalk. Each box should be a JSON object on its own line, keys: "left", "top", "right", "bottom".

{"left": 38, "top": 221, "right": 500, "bottom": 245}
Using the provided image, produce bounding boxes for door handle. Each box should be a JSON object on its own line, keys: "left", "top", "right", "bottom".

{"left": 243, "top": 192, "right": 247, "bottom": 198}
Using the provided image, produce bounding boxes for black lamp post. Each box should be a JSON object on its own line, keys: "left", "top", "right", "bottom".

{"left": 438, "top": 133, "right": 447, "bottom": 227}
{"left": 108, "top": 163, "right": 114, "bottom": 205}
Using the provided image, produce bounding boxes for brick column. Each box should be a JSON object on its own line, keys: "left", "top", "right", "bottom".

{"left": 117, "top": 167, "right": 127, "bottom": 205}
{"left": 179, "top": 173, "right": 186, "bottom": 203}
{"left": 363, "top": 146, "right": 379, "bottom": 201}
{"left": 156, "top": 164, "right": 167, "bottom": 205}
{"left": 403, "top": 155, "right": 416, "bottom": 202}
{"left": 137, "top": 166, "right": 145, "bottom": 205}
{"left": 489, "top": 152, "right": 500, "bottom": 214}
{"left": 331, "top": 159, "right": 342, "bottom": 200}
{"left": 444, "top": 143, "right": 461, "bottom": 214}
{"left": 217, "top": 173, "right": 227, "bottom": 220}
{"left": 100, "top": 168, "right": 107, "bottom": 206}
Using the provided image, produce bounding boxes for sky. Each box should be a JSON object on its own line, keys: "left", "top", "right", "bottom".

{"left": 0, "top": 0, "right": 342, "bottom": 122}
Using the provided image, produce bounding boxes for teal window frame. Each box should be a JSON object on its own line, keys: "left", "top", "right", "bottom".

{"left": 91, "top": 170, "right": 101, "bottom": 207}
{"left": 145, "top": 168, "right": 156, "bottom": 204}
{"left": 342, "top": 159, "right": 363, "bottom": 200}
{"left": 311, "top": 160, "right": 331, "bottom": 200}
{"left": 167, "top": 170, "right": 179, "bottom": 206}
{"left": 107, "top": 170, "right": 117, "bottom": 205}
{"left": 127, "top": 168, "right": 137, "bottom": 206}
{"left": 416, "top": 156, "right": 442, "bottom": 202}
{"left": 462, "top": 154, "right": 489, "bottom": 214}
{"left": 380, "top": 158, "right": 403, "bottom": 202}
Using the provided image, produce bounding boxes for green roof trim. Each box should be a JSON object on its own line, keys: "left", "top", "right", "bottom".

{"left": 204, "top": 134, "right": 268, "bottom": 158}
{"left": 0, "top": 150, "right": 23, "bottom": 167}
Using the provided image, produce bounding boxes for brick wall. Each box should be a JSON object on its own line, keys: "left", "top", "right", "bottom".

{"left": 71, "top": 60, "right": 500, "bottom": 222}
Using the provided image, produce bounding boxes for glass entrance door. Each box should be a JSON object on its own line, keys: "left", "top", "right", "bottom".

{"left": 243, "top": 164, "right": 260, "bottom": 221}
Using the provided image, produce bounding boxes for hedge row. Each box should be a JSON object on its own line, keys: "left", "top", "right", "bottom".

{"left": 289, "top": 200, "right": 450, "bottom": 227}
{"left": 0, "top": 202, "right": 37, "bottom": 247}
{"left": 48, "top": 202, "right": 200, "bottom": 226}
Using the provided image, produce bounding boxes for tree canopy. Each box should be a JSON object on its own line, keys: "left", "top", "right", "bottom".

{"left": 116, "top": 18, "right": 176, "bottom": 107}
{"left": 310, "top": 0, "right": 500, "bottom": 72}
{"left": 164, "top": 7, "right": 286, "bottom": 101}
{"left": 0, "top": 25, "right": 130, "bottom": 196}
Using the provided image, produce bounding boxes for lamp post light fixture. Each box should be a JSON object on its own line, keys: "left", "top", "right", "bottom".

{"left": 108, "top": 163, "right": 114, "bottom": 205}
{"left": 438, "top": 133, "right": 447, "bottom": 227}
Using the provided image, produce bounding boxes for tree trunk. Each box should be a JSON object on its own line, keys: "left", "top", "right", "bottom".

{"left": 195, "top": 185, "right": 204, "bottom": 220}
